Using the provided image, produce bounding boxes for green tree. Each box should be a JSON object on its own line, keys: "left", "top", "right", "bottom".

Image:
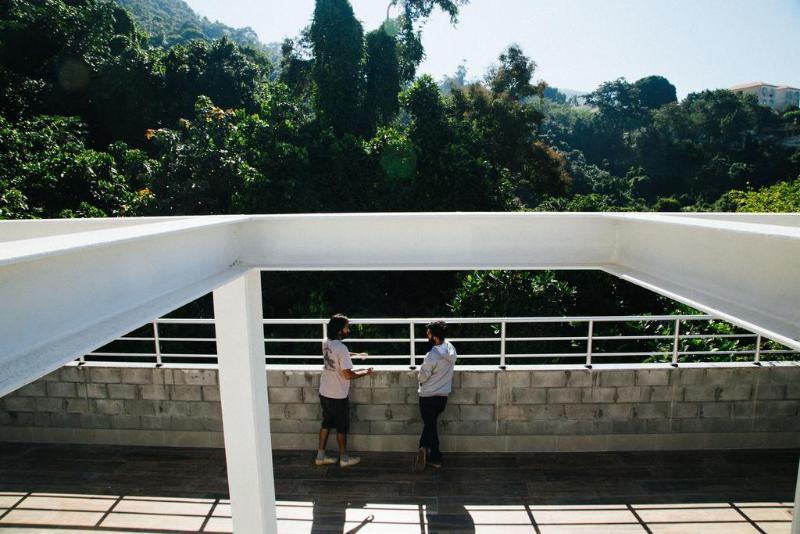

{"left": 310, "top": 0, "right": 365, "bottom": 136}
{"left": 719, "top": 177, "right": 800, "bottom": 212}
{"left": 486, "top": 45, "right": 542, "bottom": 102}
{"left": 364, "top": 24, "right": 401, "bottom": 133}
{"left": 634, "top": 75, "right": 677, "bottom": 109}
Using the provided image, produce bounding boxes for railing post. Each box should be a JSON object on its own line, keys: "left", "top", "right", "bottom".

{"left": 409, "top": 322, "right": 416, "bottom": 369}
{"left": 500, "top": 321, "right": 507, "bottom": 370}
{"left": 213, "top": 270, "right": 278, "bottom": 534}
{"left": 153, "top": 321, "right": 163, "bottom": 367}
{"left": 754, "top": 334, "right": 762, "bottom": 366}
{"left": 671, "top": 319, "right": 681, "bottom": 367}
{"left": 585, "top": 320, "right": 593, "bottom": 369}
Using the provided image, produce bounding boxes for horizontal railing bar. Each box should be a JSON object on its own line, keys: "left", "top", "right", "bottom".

{"left": 156, "top": 318, "right": 216, "bottom": 324}
{"left": 260, "top": 315, "right": 714, "bottom": 325}
{"left": 158, "top": 338, "right": 217, "bottom": 342}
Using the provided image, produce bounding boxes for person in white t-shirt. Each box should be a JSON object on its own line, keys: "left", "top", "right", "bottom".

{"left": 316, "top": 314, "right": 373, "bottom": 468}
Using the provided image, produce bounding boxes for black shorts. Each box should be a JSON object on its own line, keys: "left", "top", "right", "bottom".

{"left": 319, "top": 395, "right": 350, "bottom": 434}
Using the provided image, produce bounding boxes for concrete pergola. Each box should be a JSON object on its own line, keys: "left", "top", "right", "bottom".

{"left": 1, "top": 212, "right": 799, "bottom": 533}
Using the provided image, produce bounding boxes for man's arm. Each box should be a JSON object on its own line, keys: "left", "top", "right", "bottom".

{"left": 341, "top": 368, "right": 374, "bottom": 380}
{"left": 418, "top": 353, "right": 435, "bottom": 384}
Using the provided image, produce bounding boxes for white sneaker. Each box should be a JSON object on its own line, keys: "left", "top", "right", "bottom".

{"left": 339, "top": 456, "right": 361, "bottom": 468}
{"left": 315, "top": 456, "right": 337, "bottom": 466}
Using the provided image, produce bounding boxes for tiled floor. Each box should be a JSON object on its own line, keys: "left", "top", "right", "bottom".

{"left": 0, "top": 443, "right": 796, "bottom": 533}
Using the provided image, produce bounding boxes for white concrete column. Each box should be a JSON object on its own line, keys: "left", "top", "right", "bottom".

{"left": 213, "top": 269, "right": 277, "bottom": 534}
{"left": 792, "top": 459, "right": 799, "bottom": 534}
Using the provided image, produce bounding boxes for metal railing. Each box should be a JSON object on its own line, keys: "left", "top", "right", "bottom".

{"left": 82, "top": 315, "right": 799, "bottom": 367}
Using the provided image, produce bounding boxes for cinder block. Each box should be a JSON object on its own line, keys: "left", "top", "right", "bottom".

{"left": 59, "top": 367, "right": 85, "bottom": 382}
{"left": 189, "top": 402, "right": 222, "bottom": 418}
{"left": 459, "top": 405, "right": 494, "bottom": 421}
{"left": 5, "top": 412, "right": 34, "bottom": 426}
{"left": 641, "top": 386, "right": 673, "bottom": 403}
{"left": 119, "top": 368, "right": 151, "bottom": 385}
{"left": 512, "top": 388, "right": 547, "bottom": 404}
{"left": 634, "top": 403, "right": 669, "bottom": 419}
{"left": 154, "top": 400, "right": 192, "bottom": 417}
{"left": 107, "top": 384, "right": 138, "bottom": 400}
{"left": 268, "top": 387, "right": 303, "bottom": 404}
{"left": 268, "top": 403, "right": 287, "bottom": 419}
{"left": 498, "top": 372, "right": 530, "bottom": 388}
{"left": 497, "top": 405, "right": 528, "bottom": 421}
{"left": 173, "top": 369, "right": 217, "bottom": 386}
{"left": 755, "top": 385, "right": 785, "bottom": 400}
{"left": 635, "top": 369, "right": 671, "bottom": 386}
{"left": 440, "top": 420, "right": 476, "bottom": 434}
{"left": 88, "top": 368, "right": 121, "bottom": 384}
{"left": 769, "top": 366, "right": 800, "bottom": 384}
{"left": 611, "top": 419, "right": 648, "bottom": 433}
{"left": 202, "top": 418, "right": 224, "bottom": 432}
{"left": 546, "top": 388, "right": 581, "bottom": 404}
{"left": 63, "top": 398, "right": 89, "bottom": 413}
{"left": 91, "top": 399, "right": 123, "bottom": 415}
{"left": 473, "top": 421, "right": 498, "bottom": 435}
{"left": 46, "top": 382, "right": 76, "bottom": 398}
{"left": 615, "top": 387, "right": 641, "bottom": 403}
{"left": 387, "top": 404, "right": 418, "bottom": 421}
{"left": 448, "top": 388, "right": 477, "bottom": 404}
{"left": 86, "top": 384, "right": 108, "bottom": 399}
{"left": 461, "top": 372, "right": 496, "bottom": 388}
{"left": 371, "top": 388, "right": 407, "bottom": 404}
{"left": 13, "top": 382, "right": 47, "bottom": 397}
{"left": 683, "top": 386, "right": 719, "bottom": 402}
{"left": 703, "top": 368, "right": 739, "bottom": 386}
{"left": 80, "top": 414, "right": 111, "bottom": 429}
{"left": 396, "top": 371, "right": 419, "bottom": 388}
{"left": 269, "top": 419, "right": 320, "bottom": 433}
{"left": 596, "top": 404, "right": 632, "bottom": 420}
{"left": 170, "top": 417, "right": 206, "bottom": 431}
{"left": 34, "top": 397, "right": 64, "bottom": 413}
{"left": 301, "top": 387, "right": 320, "bottom": 403}
{"left": 476, "top": 389, "right": 497, "bottom": 405}
{"left": 370, "top": 373, "right": 398, "bottom": 388}
{"left": 202, "top": 386, "right": 220, "bottom": 402}
{"left": 50, "top": 413, "right": 81, "bottom": 428}
{"left": 349, "top": 388, "right": 371, "bottom": 404}
{"left": 677, "top": 368, "right": 706, "bottom": 385}
{"left": 597, "top": 370, "right": 635, "bottom": 387}
{"left": 530, "top": 371, "right": 566, "bottom": 388}
{"left": 4, "top": 397, "right": 36, "bottom": 411}
{"left": 731, "top": 402, "right": 754, "bottom": 418}
{"left": 124, "top": 399, "right": 157, "bottom": 416}
{"left": 354, "top": 405, "right": 391, "bottom": 421}
{"left": 266, "top": 371, "right": 286, "bottom": 386}
{"left": 284, "top": 372, "right": 312, "bottom": 387}
{"left": 140, "top": 415, "right": 172, "bottom": 430}
{"left": 110, "top": 415, "right": 142, "bottom": 429}
{"left": 565, "top": 370, "right": 591, "bottom": 387}
{"left": 498, "top": 420, "right": 547, "bottom": 435}
{"left": 583, "top": 387, "right": 616, "bottom": 403}
{"left": 370, "top": 420, "right": 421, "bottom": 434}
{"left": 698, "top": 403, "right": 731, "bottom": 418}
{"left": 718, "top": 385, "right": 752, "bottom": 401}
{"left": 671, "top": 403, "right": 699, "bottom": 418}
{"left": 765, "top": 400, "right": 800, "bottom": 417}
{"left": 528, "top": 405, "right": 565, "bottom": 420}
{"left": 753, "top": 418, "right": 797, "bottom": 432}
{"left": 285, "top": 403, "right": 320, "bottom": 420}
{"left": 139, "top": 385, "right": 169, "bottom": 400}
{"left": 151, "top": 369, "right": 168, "bottom": 385}
{"left": 645, "top": 419, "right": 672, "bottom": 433}
{"left": 32, "top": 412, "right": 50, "bottom": 427}
{"left": 170, "top": 386, "right": 202, "bottom": 402}
{"left": 564, "top": 404, "right": 597, "bottom": 420}
{"left": 547, "top": 420, "right": 596, "bottom": 435}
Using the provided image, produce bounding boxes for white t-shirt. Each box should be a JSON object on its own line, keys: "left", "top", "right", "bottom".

{"left": 319, "top": 338, "right": 353, "bottom": 399}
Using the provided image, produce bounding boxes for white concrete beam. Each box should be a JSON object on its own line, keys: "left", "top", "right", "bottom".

{"left": 213, "top": 270, "right": 277, "bottom": 534}
{"left": 0, "top": 217, "right": 247, "bottom": 396}
{"left": 610, "top": 214, "right": 800, "bottom": 349}
{"left": 240, "top": 213, "right": 616, "bottom": 270}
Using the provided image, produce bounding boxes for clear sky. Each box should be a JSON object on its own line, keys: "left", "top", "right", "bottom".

{"left": 183, "top": 0, "right": 800, "bottom": 98}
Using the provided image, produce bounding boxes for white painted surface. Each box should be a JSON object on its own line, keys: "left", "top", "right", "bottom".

{"left": 1, "top": 212, "right": 799, "bottom": 398}
{"left": 214, "top": 271, "right": 278, "bottom": 534}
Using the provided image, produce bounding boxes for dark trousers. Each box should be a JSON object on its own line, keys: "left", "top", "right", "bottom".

{"left": 419, "top": 395, "right": 448, "bottom": 462}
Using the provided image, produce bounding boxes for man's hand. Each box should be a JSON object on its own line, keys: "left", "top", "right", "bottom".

{"left": 367, "top": 367, "right": 375, "bottom": 376}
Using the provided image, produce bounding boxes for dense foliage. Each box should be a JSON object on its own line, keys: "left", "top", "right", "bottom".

{"left": 2, "top": 0, "right": 799, "bottom": 330}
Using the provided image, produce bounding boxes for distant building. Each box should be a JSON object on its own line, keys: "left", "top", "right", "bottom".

{"left": 730, "top": 82, "right": 800, "bottom": 111}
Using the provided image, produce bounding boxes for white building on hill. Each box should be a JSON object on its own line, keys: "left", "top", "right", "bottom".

{"left": 730, "top": 82, "right": 800, "bottom": 111}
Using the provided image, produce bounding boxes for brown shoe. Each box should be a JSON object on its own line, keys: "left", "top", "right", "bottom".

{"left": 414, "top": 447, "right": 426, "bottom": 471}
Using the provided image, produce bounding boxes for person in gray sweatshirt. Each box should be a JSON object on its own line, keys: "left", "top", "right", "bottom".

{"left": 415, "top": 320, "right": 457, "bottom": 470}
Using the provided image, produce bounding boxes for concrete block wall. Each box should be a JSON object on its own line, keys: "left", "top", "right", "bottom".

{"left": 1, "top": 363, "right": 799, "bottom": 452}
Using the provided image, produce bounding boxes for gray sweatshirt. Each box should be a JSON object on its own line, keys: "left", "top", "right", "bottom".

{"left": 418, "top": 341, "right": 457, "bottom": 397}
